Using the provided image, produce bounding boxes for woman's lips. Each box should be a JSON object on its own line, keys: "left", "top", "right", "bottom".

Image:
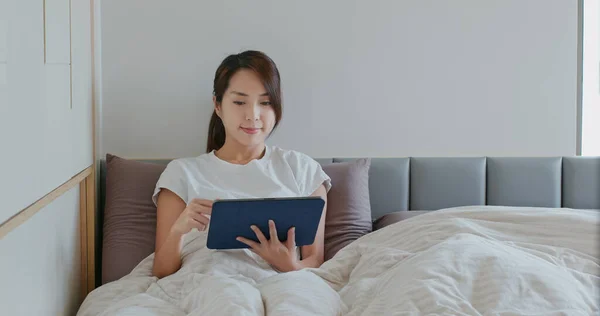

{"left": 241, "top": 127, "right": 260, "bottom": 134}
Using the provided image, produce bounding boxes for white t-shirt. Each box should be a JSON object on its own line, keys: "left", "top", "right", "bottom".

{"left": 152, "top": 145, "right": 331, "bottom": 206}
{"left": 151, "top": 145, "right": 331, "bottom": 269}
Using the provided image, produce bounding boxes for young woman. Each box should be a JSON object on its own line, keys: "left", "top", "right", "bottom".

{"left": 151, "top": 50, "right": 331, "bottom": 279}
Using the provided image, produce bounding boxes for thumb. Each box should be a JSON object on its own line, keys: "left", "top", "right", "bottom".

{"left": 286, "top": 227, "right": 296, "bottom": 250}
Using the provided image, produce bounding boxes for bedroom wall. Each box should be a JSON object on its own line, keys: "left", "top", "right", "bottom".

{"left": 0, "top": 0, "right": 94, "bottom": 313}
{"left": 98, "top": 0, "right": 580, "bottom": 159}
{"left": 0, "top": 0, "right": 93, "bottom": 225}
{"left": 582, "top": 0, "right": 600, "bottom": 156}
{"left": 0, "top": 188, "right": 82, "bottom": 315}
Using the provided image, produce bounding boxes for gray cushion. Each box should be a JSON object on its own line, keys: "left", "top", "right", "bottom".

{"left": 487, "top": 157, "right": 562, "bottom": 208}
{"left": 410, "top": 157, "right": 486, "bottom": 210}
{"left": 562, "top": 157, "right": 600, "bottom": 209}
{"left": 334, "top": 158, "right": 409, "bottom": 220}
{"left": 314, "top": 158, "right": 333, "bottom": 165}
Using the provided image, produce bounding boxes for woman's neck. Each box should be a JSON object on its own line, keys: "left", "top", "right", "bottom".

{"left": 214, "top": 141, "right": 266, "bottom": 165}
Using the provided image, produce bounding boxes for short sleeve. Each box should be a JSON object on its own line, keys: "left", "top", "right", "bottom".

{"left": 288, "top": 151, "right": 332, "bottom": 196}
{"left": 152, "top": 160, "right": 188, "bottom": 206}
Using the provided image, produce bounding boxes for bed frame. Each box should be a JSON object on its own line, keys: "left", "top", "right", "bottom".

{"left": 94, "top": 156, "right": 600, "bottom": 289}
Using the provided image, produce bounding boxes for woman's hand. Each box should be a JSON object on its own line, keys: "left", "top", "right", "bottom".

{"left": 237, "top": 220, "right": 300, "bottom": 272}
{"left": 170, "top": 198, "right": 213, "bottom": 235}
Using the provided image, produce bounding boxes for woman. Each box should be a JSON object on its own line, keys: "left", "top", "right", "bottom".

{"left": 151, "top": 50, "right": 331, "bottom": 279}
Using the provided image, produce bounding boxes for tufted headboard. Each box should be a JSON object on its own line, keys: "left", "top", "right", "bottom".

{"left": 99, "top": 155, "right": 600, "bottom": 221}
{"left": 96, "top": 156, "right": 600, "bottom": 285}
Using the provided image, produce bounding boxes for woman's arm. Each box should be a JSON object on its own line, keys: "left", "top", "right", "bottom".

{"left": 152, "top": 189, "right": 212, "bottom": 278}
{"left": 296, "top": 183, "right": 328, "bottom": 269}
{"left": 152, "top": 189, "right": 186, "bottom": 278}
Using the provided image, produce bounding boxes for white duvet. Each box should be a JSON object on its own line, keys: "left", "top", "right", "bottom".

{"left": 77, "top": 206, "right": 600, "bottom": 315}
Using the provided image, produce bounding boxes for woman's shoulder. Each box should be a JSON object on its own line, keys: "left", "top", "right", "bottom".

{"left": 267, "top": 145, "right": 320, "bottom": 167}
{"left": 269, "top": 145, "right": 313, "bottom": 161}
{"left": 268, "top": 145, "right": 331, "bottom": 194}
{"left": 152, "top": 154, "right": 215, "bottom": 205}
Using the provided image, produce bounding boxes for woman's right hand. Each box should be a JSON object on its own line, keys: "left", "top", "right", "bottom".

{"left": 170, "top": 198, "right": 213, "bottom": 235}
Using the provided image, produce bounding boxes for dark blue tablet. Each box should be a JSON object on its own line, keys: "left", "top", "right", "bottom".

{"left": 206, "top": 196, "right": 325, "bottom": 250}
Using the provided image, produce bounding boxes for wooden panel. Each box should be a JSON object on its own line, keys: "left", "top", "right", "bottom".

{"left": 79, "top": 180, "right": 88, "bottom": 300}
{"left": 85, "top": 173, "right": 96, "bottom": 293}
{"left": 44, "top": 0, "right": 71, "bottom": 64}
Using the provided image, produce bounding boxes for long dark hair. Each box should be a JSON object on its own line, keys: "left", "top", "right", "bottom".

{"left": 207, "top": 50, "right": 283, "bottom": 153}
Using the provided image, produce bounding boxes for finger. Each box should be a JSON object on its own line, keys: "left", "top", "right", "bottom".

{"left": 189, "top": 212, "right": 210, "bottom": 225}
{"left": 190, "top": 198, "right": 214, "bottom": 208}
{"left": 187, "top": 217, "right": 206, "bottom": 231}
{"left": 236, "top": 236, "right": 259, "bottom": 249}
{"left": 268, "top": 220, "right": 278, "bottom": 242}
{"left": 188, "top": 202, "right": 213, "bottom": 216}
{"left": 251, "top": 225, "right": 268, "bottom": 244}
{"left": 286, "top": 227, "right": 296, "bottom": 250}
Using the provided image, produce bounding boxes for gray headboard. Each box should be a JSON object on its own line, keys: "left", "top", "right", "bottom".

{"left": 96, "top": 156, "right": 600, "bottom": 285}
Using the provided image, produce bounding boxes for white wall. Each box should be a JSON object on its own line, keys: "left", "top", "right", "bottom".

{"left": 582, "top": 0, "right": 600, "bottom": 156}
{"left": 0, "top": 0, "right": 93, "bottom": 312}
{"left": 0, "top": 0, "right": 93, "bottom": 224}
{"left": 99, "top": 0, "right": 579, "bottom": 159}
{"left": 0, "top": 187, "right": 82, "bottom": 315}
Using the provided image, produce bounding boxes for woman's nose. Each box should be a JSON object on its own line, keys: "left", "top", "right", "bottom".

{"left": 245, "top": 103, "right": 260, "bottom": 121}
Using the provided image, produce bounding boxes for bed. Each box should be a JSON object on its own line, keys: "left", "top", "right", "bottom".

{"left": 77, "top": 155, "right": 600, "bottom": 315}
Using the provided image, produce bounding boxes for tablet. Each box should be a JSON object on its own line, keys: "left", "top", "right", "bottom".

{"left": 206, "top": 196, "right": 325, "bottom": 250}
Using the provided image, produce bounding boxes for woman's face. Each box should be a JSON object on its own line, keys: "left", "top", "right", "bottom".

{"left": 214, "top": 69, "right": 276, "bottom": 149}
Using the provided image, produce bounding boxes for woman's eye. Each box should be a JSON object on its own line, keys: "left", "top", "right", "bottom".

{"left": 261, "top": 101, "right": 271, "bottom": 106}
{"left": 233, "top": 101, "right": 244, "bottom": 105}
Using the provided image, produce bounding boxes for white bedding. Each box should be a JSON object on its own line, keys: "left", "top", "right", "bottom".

{"left": 77, "top": 206, "right": 600, "bottom": 315}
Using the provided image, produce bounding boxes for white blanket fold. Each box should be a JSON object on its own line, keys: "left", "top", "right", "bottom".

{"left": 77, "top": 206, "right": 599, "bottom": 316}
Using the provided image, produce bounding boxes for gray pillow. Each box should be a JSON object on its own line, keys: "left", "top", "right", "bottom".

{"left": 321, "top": 158, "right": 372, "bottom": 261}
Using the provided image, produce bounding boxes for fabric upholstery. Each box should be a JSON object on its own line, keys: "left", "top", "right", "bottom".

{"left": 562, "top": 157, "right": 600, "bottom": 209}
{"left": 101, "top": 154, "right": 167, "bottom": 284}
{"left": 409, "top": 157, "right": 486, "bottom": 210}
{"left": 321, "top": 158, "right": 372, "bottom": 260}
{"left": 314, "top": 158, "right": 333, "bottom": 165}
{"left": 334, "top": 158, "right": 409, "bottom": 220}
{"left": 487, "top": 157, "right": 562, "bottom": 208}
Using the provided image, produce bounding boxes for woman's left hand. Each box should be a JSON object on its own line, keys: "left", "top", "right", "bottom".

{"left": 236, "top": 220, "right": 299, "bottom": 272}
